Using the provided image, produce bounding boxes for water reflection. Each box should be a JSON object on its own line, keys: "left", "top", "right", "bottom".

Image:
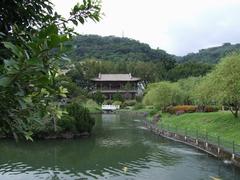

{"left": 0, "top": 113, "right": 239, "bottom": 179}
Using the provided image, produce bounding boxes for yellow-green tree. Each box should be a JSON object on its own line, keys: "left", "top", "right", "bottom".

{"left": 193, "top": 53, "right": 240, "bottom": 117}
{"left": 143, "top": 81, "right": 184, "bottom": 110}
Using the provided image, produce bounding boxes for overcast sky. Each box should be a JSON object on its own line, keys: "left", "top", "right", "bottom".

{"left": 52, "top": 0, "right": 240, "bottom": 56}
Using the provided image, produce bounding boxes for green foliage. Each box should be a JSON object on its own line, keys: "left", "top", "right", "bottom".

{"left": 143, "top": 82, "right": 184, "bottom": 110}
{"left": 112, "top": 92, "right": 124, "bottom": 102}
{"left": 67, "top": 58, "right": 211, "bottom": 89}
{"left": 123, "top": 100, "right": 137, "bottom": 106}
{"left": 0, "top": 26, "right": 69, "bottom": 140}
{"left": 193, "top": 53, "right": 240, "bottom": 117}
{"left": 177, "top": 76, "right": 202, "bottom": 104}
{"left": 148, "top": 108, "right": 160, "bottom": 116}
{"left": 86, "top": 99, "right": 99, "bottom": 108}
{"left": 70, "top": 35, "right": 175, "bottom": 63}
{"left": 179, "top": 43, "right": 240, "bottom": 64}
{"left": 112, "top": 101, "right": 122, "bottom": 107}
{"left": 168, "top": 62, "right": 212, "bottom": 81}
{"left": 92, "top": 91, "right": 105, "bottom": 104}
{"left": 58, "top": 114, "right": 76, "bottom": 132}
{"left": 58, "top": 75, "right": 87, "bottom": 99}
{"left": 0, "top": 0, "right": 102, "bottom": 140}
{"left": 66, "top": 102, "right": 95, "bottom": 133}
{"left": 103, "top": 99, "right": 113, "bottom": 105}
{"left": 160, "top": 112, "right": 240, "bottom": 144}
{"left": 133, "top": 103, "right": 144, "bottom": 110}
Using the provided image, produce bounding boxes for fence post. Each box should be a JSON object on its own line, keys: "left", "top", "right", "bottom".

{"left": 217, "top": 136, "right": 220, "bottom": 155}
{"left": 184, "top": 128, "right": 187, "bottom": 141}
{"left": 195, "top": 130, "right": 198, "bottom": 145}
{"left": 205, "top": 131, "right": 208, "bottom": 148}
{"left": 233, "top": 141, "right": 235, "bottom": 154}
{"left": 232, "top": 141, "right": 235, "bottom": 160}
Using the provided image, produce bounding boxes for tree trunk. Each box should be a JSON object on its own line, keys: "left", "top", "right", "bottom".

{"left": 234, "top": 109, "right": 239, "bottom": 118}
{"left": 230, "top": 104, "right": 239, "bottom": 118}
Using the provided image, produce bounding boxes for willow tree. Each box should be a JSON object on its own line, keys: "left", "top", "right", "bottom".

{"left": 143, "top": 81, "right": 184, "bottom": 110}
{"left": 193, "top": 53, "right": 240, "bottom": 118}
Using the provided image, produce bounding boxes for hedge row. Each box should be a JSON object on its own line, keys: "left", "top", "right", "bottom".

{"left": 166, "top": 105, "right": 219, "bottom": 114}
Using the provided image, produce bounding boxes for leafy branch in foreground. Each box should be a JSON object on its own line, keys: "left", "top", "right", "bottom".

{"left": 0, "top": 0, "right": 102, "bottom": 140}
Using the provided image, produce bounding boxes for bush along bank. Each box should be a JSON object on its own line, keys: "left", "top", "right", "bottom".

{"left": 0, "top": 101, "right": 96, "bottom": 140}
{"left": 36, "top": 102, "right": 95, "bottom": 140}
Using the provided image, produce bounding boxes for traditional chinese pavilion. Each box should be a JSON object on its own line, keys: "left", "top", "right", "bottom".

{"left": 91, "top": 73, "right": 141, "bottom": 99}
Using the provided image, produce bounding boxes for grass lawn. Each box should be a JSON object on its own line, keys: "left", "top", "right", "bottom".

{"left": 159, "top": 111, "right": 240, "bottom": 144}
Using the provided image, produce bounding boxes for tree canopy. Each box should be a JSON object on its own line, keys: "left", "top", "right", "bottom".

{"left": 179, "top": 43, "right": 240, "bottom": 64}
{"left": 69, "top": 35, "right": 176, "bottom": 63}
{"left": 193, "top": 53, "right": 240, "bottom": 117}
{"left": 143, "top": 81, "right": 184, "bottom": 110}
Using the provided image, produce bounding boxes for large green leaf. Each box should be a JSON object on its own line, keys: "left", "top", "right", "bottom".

{"left": 2, "top": 42, "right": 23, "bottom": 57}
{"left": 0, "top": 76, "right": 11, "bottom": 87}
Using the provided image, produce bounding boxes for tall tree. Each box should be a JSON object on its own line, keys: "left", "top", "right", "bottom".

{"left": 193, "top": 53, "right": 240, "bottom": 117}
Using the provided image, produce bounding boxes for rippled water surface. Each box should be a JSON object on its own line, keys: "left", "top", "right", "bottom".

{"left": 0, "top": 113, "right": 240, "bottom": 180}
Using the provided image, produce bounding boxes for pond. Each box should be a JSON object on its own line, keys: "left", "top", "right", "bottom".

{"left": 0, "top": 113, "right": 239, "bottom": 180}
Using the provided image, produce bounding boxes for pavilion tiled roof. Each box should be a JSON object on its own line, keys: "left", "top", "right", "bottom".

{"left": 91, "top": 73, "right": 140, "bottom": 81}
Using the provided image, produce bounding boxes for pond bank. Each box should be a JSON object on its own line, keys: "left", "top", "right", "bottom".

{"left": 144, "top": 120, "right": 240, "bottom": 168}
{"left": 157, "top": 111, "right": 240, "bottom": 144}
{"left": 0, "top": 131, "right": 91, "bottom": 141}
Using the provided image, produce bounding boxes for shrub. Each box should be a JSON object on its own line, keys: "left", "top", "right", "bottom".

{"left": 103, "top": 100, "right": 113, "bottom": 105}
{"left": 136, "top": 95, "right": 143, "bottom": 102}
{"left": 123, "top": 100, "right": 137, "bottom": 107}
{"left": 112, "top": 101, "right": 122, "bottom": 107}
{"left": 203, "top": 106, "right": 219, "bottom": 112}
{"left": 66, "top": 102, "right": 95, "bottom": 133}
{"left": 86, "top": 99, "right": 99, "bottom": 109}
{"left": 176, "top": 110, "right": 185, "bottom": 115}
{"left": 166, "top": 105, "right": 197, "bottom": 114}
{"left": 92, "top": 91, "right": 105, "bottom": 104}
{"left": 58, "top": 114, "right": 76, "bottom": 132}
{"left": 133, "top": 103, "right": 143, "bottom": 110}
{"left": 113, "top": 92, "right": 124, "bottom": 102}
{"left": 149, "top": 108, "right": 159, "bottom": 116}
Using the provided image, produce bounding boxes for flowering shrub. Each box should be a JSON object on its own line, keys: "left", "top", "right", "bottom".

{"left": 166, "top": 105, "right": 197, "bottom": 114}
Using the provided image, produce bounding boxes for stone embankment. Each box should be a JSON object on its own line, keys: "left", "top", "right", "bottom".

{"left": 144, "top": 120, "right": 240, "bottom": 167}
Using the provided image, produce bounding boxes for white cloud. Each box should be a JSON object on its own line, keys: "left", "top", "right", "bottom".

{"left": 52, "top": 0, "right": 240, "bottom": 55}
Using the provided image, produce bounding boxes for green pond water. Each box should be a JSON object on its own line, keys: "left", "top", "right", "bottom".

{"left": 0, "top": 113, "right": 240, "bottom": 180}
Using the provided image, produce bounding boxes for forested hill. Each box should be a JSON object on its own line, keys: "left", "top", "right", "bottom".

{"left": 70, "top": 35, "right": 176, "bottom": 63}
{"left": 70, "top": 35, "right": 240, "bottom": 65}
{"left": 180, "top": 43, "right": 240, "bottom": 64}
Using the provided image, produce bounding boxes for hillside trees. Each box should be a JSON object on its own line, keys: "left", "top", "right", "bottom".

{"left": 67, "top": 59, "right": 211, "bottom": 90}
{"left": 168, "top": 62, "right": 212, "bottom": 81}
{"left": 70, "top": 35, "right": 176, "bottom": 63}
{"left": 180, "top": 43, "right": 240, "bottom": 64}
